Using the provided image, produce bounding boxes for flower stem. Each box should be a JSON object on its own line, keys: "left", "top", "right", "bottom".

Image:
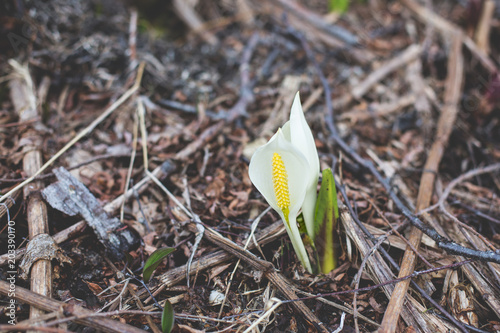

{"left": 282, "top": 214, "right": 313, "bottom": 273}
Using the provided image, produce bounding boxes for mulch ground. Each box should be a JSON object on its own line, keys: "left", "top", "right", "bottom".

{"left": 1, "top": 0, "right": 500, "bottom": 332}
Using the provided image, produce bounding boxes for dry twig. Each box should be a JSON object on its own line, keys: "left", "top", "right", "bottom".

{"left": 9, "top": 60, "right": 52, "bottom": 324}
{"left": 402, "top": 0, "right": 497, "bottom": 73}
{"left": 380, "top": 32, "right": 464, "bottom": 333}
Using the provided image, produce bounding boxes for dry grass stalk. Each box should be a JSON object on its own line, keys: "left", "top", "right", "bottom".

{"left": 474, "top": 0, "right": 495, "bottom": 53}
{"left": 454, "top": 230, "right": 500, "bottom": 320}
{"left": 9, "top": 61, "right": 52, "bottom": 327}
{"left": 341, "top": 205, "right": 453, "bottom": 331}
{"left": 379, "top": 32, "right": 464, "bottom": 332}
{"left": 172, "top": 0, "right": 218, "bottom": 46}
{"left": 351, "top": 44, "right": 421, "bottom": 100}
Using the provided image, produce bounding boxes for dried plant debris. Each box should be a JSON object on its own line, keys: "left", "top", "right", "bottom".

{"left": 19, "top": 233, "right": 71, "bottom": 280}
{"left": 42, "top": 167, "right": 140, "bottom": 260}
{"left": 0, "top": 0, "right": 500, "bottom": 332}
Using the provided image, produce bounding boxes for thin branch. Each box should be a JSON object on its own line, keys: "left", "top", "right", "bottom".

{"left": 362, "top": 193, "right": 433, "bottom": 268}
{"left": 352, "top": 229, "right": 391, "bottom": 333}
{"left": 419, "top": 162, "right": 500, "bottom": 251}
{"left": 420, "top": 162, "right": 500, "bottom": 221}
{"left": 285, "top": 259, "right": 474, "bottom": 302}
{"left": 0, "top": 153, "right": 142, "bottom": 184}
{"left": 186, "top": 222, "right": 330, "bottom": 332}
{"left": 226, "top": 32, "right": 260, "bottom": 121}
{"left": 0, "top": 325, "right": 70, "bottom": 333}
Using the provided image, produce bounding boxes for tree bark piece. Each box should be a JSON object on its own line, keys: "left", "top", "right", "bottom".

{"left": 379, "top": 32, "right": 464, "bottom": 333}
{"left": 19, "top": 234, "right": 71, "bottom": 280}
{"left": 42, "top": 167, "right": 140, "bottom": 260}
{"left": 0, "top": 160, "right": 175, "bottom": 266}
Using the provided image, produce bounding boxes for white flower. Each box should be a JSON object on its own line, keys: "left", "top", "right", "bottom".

{"left": 249, "top": 92, "right": 319, "bottom": 273}
{"left": 286, "top": 92, "right": 320, "bottom": 238}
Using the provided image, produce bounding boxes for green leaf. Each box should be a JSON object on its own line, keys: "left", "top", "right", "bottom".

{"left": 161, "top": 299, "right": 175, "bottom": 333}
{"left": 143, "top": 247, "right": 175, "bottom": 283}
{"left": 313, "top": 168, "right": 339, "bottom": 274}
{"left": 297, "top": 213, "right": 307, "bottom": 235}
{"left": 328, "top": 0, "right": 350, "bottom": 13}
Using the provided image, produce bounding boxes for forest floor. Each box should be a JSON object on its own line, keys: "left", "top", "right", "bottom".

{"left": 1, "top": 0, "right": 500, "bottom": 332}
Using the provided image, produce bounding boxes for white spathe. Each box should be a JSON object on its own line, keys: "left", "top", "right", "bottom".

{"left": 248, "top": 92, "right": 319, "bottom": 273}
{"left": 287, "top": 92, "right": 320, "bottom": 239}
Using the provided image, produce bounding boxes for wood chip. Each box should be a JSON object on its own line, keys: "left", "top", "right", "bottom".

{"left": 42, "top": 167, "right": 140, "bottom": 260}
